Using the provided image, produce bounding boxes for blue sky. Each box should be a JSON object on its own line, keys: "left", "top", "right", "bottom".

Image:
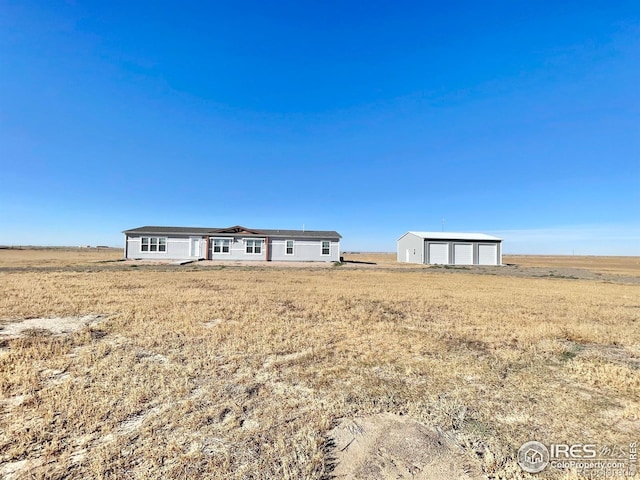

{"left": 1, "top": 1, "right": 638, "bottom": 254}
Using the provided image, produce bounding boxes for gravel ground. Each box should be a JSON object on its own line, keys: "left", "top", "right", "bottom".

{"left": 1, "top": 258, "right": 639, "bottom": 284}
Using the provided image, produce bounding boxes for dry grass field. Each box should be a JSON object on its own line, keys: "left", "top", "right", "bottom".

{"left": 0, "top": 247, "right": 123, "bottom": 268}
{"left": 504, "top": 255, "right": 640, "bottom": 277}
{"left": 1, "top": 249, "right": 639, "bottom": 479}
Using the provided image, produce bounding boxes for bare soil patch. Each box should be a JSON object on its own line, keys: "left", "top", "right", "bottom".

{"left": 329, "top": 413, "right": 482, "bottom": 479}
{"left": 0, "top": 314, "right": 106, "bottom": 338}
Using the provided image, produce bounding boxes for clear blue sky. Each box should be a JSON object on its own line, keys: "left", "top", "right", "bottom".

{"left": 1, "top": 1, "right": 638, "bottom": 254}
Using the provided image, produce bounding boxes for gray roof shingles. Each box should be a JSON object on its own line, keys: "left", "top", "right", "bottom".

{"left": 123, "top": 226, "right": 342, "bottom": 239}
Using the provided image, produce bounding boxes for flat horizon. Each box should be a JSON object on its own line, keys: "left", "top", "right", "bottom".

{"left": 1, "top": 245, "right": 639, "bottom": 258}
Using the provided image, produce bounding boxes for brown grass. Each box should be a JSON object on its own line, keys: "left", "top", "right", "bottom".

{"left": 504, "top": 255, "right": 640, "bottom": 276}
{"left": 0, "top": 247, "right": 122, "bottom": 268}
{"left": 1, "top": 249, "right": 639, "bottom": 479}
{"left": 346, "top": 252, "right": 640, "bottom": 276}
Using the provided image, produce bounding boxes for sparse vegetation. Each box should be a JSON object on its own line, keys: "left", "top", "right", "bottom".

{"left": 0, "top": 249, "right": 638, "bottom": 479}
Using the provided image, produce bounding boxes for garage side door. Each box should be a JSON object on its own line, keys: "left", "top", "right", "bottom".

{"left": 453, "top": 243, "right": 473, "bottom": 265}
{"left": 478, "top": 244, "right": 497, "bottom": 265}
{"left": 428, "top": 243, "right": 449, "bottom": 264}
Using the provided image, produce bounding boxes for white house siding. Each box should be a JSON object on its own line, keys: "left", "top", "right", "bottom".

{"left": 126, "top": 235, "right": 199, "bottom": 260}
{"left": 208, "top": 237, "right": 340, "bottom": 262}
{"left": 268, "top": 238, "right": 340, "bottom": 262}
{"left": 209, "top": 237, "right": 266, "bottom": 261}
{"left": 124, "top": 226, "right": 342, "bottom": 262}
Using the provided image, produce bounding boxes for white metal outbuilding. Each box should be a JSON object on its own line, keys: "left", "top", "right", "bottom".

{"left": 397, "top": 232, "right": 503, "bottom": 266}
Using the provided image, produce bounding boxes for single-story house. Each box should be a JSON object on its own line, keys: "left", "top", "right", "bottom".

{"left": 123, "top": 225, "right": 342, "bottom": 262}
{"left": 397, "top": 231, "right": 503, "bottom": 266}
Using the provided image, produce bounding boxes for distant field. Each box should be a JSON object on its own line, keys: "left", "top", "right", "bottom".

{"left": 346, "top": 252, "right": 640, "bottom": 275}
{"left": 0, "top": 247, "right": 122, "bottom": 267}
{"left": 1, "top": 249, "right": 639, "bottom": 478}
{"left": 504, "top": 254, "right": 640, "bottom": 276}
{"left": 2, "top": 247, "right": 638, "bottom": 275}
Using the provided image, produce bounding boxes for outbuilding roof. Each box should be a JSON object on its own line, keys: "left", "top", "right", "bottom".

{"left": 123, "top": 225, "right": 342, "bottom": 239}
{"left": 403, "top": 231, "right": 502, "bottom": 241}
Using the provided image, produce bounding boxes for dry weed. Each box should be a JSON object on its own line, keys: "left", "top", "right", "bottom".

{"left": 0, "top": 250, "right": 638, "bottom": 478}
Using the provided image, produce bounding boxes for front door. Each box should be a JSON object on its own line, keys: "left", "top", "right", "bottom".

{"left": 190, "top": 237, "right": 200, "bottom": 258}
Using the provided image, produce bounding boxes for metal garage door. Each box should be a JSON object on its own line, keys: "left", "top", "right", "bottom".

{"left": 428, "top": 243, "right": 449, "bottom": 264}
{"left": 453, "top": 243, "right": 473, "bottom": 265}
{"left": 478, "top": 244, "right": 497, "bottom": 265}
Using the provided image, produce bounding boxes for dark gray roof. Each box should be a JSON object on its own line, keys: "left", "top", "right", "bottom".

{"left": 257, "top": 228, "right": 341, "bottom": 239}
{"left": 123, "top": 226, "right": 213, "bottom": 235}
{"left": 123, "top": 225, "right": 342, "bottom": 239}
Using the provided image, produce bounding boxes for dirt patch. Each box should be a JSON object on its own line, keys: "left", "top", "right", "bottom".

{"left": 329, "top": 413, "right": 481, "bottom": 479}
{"left": 0, "top": 458, "right": 44, "bottom": 480}
{"left": 563, "top": 341, "right": 640, "bottom": 370}
{"left": 0, "top": 314, "right": 106, "bottom": 338}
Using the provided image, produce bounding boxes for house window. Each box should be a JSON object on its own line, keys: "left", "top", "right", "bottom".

{"left": 321, "top": 241, "right": 330, "bottom": 256}
{"left": 213, "top": 239, "right": 230, "bottom": 254}
{"left": 285, "top": 240, "right": 294, "bottom": 255}
{"left": 246, "top": 239, "right": 262, "bottom": 254}
{"left": 141, "top": 237, "right": 167, "bottom": 252}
